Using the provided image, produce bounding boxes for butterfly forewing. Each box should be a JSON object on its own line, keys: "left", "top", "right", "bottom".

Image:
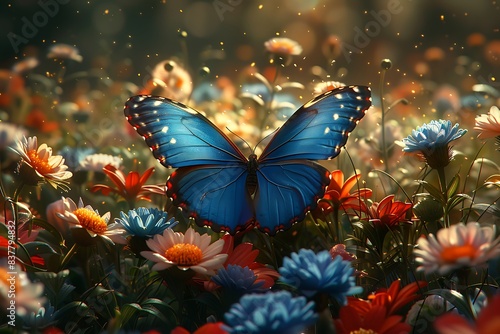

{"left": 259, "top": 86, "right": 371, "bottom": 163}
{"left": 124, "top": 95, "right": 247, "bottom": 168}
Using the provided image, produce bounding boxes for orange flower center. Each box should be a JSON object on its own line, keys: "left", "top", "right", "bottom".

{"left": 164, "top": 243, "right": 203, "bottom": 265}
{"left": 0, "top": 268, "right": 20, "bottom": 292}
{"left": 73, "top": 208, "right": 107, "bottom": 234}
{"left": 351, "top": 329, "right": 377, "bottom": 334}
{"left": 27, "top": 149, "right": 53, "bottom": 175}
{"left": 440, "top": 244, "right": 477, "bottom": 263}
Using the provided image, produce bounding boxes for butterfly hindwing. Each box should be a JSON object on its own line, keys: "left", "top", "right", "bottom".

{"left": 124, "top": 95, "right": 247, "bottom": 168}
{"left": 167, "top": 165, "right": 254, "bottom": 234}
{"left": 259, "top": 86, "right": 371, "bottom": 163}
{"left": 254, "top": 160, "right": 330, "bottom": 234}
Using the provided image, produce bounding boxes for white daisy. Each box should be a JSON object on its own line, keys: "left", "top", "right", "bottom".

{"left": 141, "top": 227, "right": 227, "bottom": 276}
{"left": 77, "top": 153, "right": 122, "bottom": 172}
{"left": 56, "top": 197, "right": 127, "bottom": 245}
{"left": 414, "top": 222, "right": 500, "bottom": 275}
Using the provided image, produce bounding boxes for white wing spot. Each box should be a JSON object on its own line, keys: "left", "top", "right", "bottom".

{"left": 324, "top": 127, "right": 330, "bottom": 135}
{"left": 137, "top": 96, "right": 146, "bottom": 102}
{"left": 153, "top": 100, "right": 162, "bottom": 107}
{"left": 333, "top": 113, "right": 339, "bottom": 120}
{"left": 161, "top": 126, "right": 169, "bottom": 133}
{"left": 170, "top": 138, "right": 177, "bottom": 144}
{"left": 334, "top": 93, "right": 342, "bottom": 99}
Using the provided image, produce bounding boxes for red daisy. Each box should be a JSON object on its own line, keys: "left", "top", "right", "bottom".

{"left": 91, "top": 164, "right": 165, "bottom": 206}
{"left": 318, "top": 170, "right": 372, "bottom": 214}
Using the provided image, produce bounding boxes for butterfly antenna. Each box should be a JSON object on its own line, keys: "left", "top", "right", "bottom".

{"left": 226, "top": 127, "right": 253, "bottom": 153}
{"left": 254, "top": 128, "right": 279, "bottom": 153}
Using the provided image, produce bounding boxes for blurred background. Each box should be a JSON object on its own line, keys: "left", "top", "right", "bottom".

{"left": 1, "top": 0, "right": 499, "bottom": 88}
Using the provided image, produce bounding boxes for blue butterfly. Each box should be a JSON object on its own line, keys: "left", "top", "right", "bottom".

{"left": 124, "top": 85, "right": 371, "bottom": 235}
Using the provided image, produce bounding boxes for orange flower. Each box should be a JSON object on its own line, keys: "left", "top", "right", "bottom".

{"left": 368, "top": 280, "right": 427, "bottom": 316}
{"left": 13, "top": 136, "right": 72, "bottom": 189}
{"left": 319, "top": 170, "right": 372, "bottom": 214}
{"left": 434, "top": 294, "right": 500, "bottom": 334}
{"left": 364, "top": 195, "right": 412, "bottom": 229}
{"left": 91, "top": 165, "right": 165, "bottom": 206}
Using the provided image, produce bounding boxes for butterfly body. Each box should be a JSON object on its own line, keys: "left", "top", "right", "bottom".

{"left": 125, "top": 85, "right": 371, "bottom": 235}
{"left": 246, "top": 154, "right": 259, "bottom": 196}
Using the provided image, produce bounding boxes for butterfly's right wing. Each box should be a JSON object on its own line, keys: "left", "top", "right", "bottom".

{"left": 125, "top": 95, "right": 248, "bottom": 168}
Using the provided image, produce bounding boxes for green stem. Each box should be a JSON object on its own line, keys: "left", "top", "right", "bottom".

{"left": 59, "top": 243, "right": 79, "bottom": 271}
{"left": 436, "top": 167, "right": 449, "bottom": 227}
{"left": 379, "top": 69, "right": 390, "bottom": 173}
{"left": 12, "top": 182, "right": 25, "bottom": 241}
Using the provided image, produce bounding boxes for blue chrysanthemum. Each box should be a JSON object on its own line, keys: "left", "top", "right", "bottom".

{"left": 402, "top": 120, "right": 467, "bottom": 168}
{"left": 211, "top": 264, "right": 266, "bottom": 294}
{"left": 223, "top": 291, "right": 317, "bottom": 334}
{"left": 115, "top": 207, "right": 176, "bottom": 238}
{"left": 279, "top": 249, "right": 362, "bottom": 305}
{"left": 403, "top": 120, "right": 466, "bottom": 153}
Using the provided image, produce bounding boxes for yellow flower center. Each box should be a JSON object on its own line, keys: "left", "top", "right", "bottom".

{"left": 73, "top": 208, "right": 107, "bottom": 234}
{"left": 440, "top": 244, "right": 477, "bottom": 263}
{"left": 27, "top": 149, "right": 53, "bottom": 175}
{"left": 164, "top": 243, "right": 203, "bottom": 265}
{"left": 351, "top": 329, "right": 377, "bottom": 334}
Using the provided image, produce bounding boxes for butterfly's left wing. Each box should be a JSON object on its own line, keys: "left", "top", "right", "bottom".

{"left": 166, "top": 164, "right": 254, "bottom": 234}
{"left": 259, "top": 85, "right": 371, "bottom": 163}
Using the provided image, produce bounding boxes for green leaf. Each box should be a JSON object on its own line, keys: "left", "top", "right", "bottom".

{"left": 416, "top": 181, "right": 445, "bottom": 203}
{"left": 35, "top": 270, "right": 75, "bottom": 307}
{"left": 446, "top": 194, "right": 472, "bottom": 212}
{"left": 23, "top": 241, "right": 57, "bottom": 256}
{"left": 120, "top": 302, "right": 172, "bottom": 326}
{"left": 120, "top": 303, "right": 142, "bottom": 325}
{"left": 54, "top": 301, "right": 91, "bottom": 322}
{"left": 446, "top": 174, "right": 460, "bottom": 198}
{"left": 425, "top": 289, "right": 474, "bottom": 319}
{"left": 469, "top": 203, "right": 500, "bottom": 218}
{"left": 31, "top": 217, "right": 65, "bottom": 246}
